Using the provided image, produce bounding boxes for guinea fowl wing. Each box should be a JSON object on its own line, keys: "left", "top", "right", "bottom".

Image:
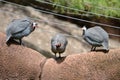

{"left": 85, "top": 29, "right": 104, "bottom": 43}
{"left": 10, "top": 19, "right": 32, "bottom": 35}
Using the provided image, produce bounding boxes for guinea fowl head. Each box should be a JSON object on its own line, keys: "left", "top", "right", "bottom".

{"left": 82, "top": 26, "right": 87, "bottom": 35}
{"left": 55, "top": 43, "right": 61, "bottom": 48}
{"left": 82, "top": 26, "right": 87, "bottom": 31}
{"left": 32, "top": 22, "right": 38, "bottom": 30}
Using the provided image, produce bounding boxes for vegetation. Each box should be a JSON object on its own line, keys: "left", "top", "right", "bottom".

{"left": 37, "top": 0, "right": 120, "bottom": 17}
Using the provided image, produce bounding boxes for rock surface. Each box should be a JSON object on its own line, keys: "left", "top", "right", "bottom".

{"left": 0, "top": 32, "right": 46, "bottom": 80}
{"left": 0, "top": 32, "right": 120, "bottom": 80}
{"left": 41, "top": 49, "right": 120, "bottom": 80}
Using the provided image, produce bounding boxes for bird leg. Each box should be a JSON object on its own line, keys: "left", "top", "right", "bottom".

{"left": 91, "top": 46, "right": 96, "bottom": 51}
{"left": 19, "top": 39, "right": 24, "bottom": 46}
{"left": 93, "top": 47, "right": 96, "bottom": 51}
{"left": 58, "top": 53, "right": 61, "bottom": 58}
{"left": 54, "top": 53, "right": 56, "bottom": 58}
{"left": 19, "top": 39, "right": 22, "bottom": 45}
{"left": 91, "top": 46, "right": 94, "bottom": 51}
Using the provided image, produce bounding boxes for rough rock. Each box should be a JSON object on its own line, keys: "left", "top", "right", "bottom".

{"left": 0, "top": 32, "right": 120, "bottom": 80}
{"left": 0, "top": 32, "right": 46, "bottom": 80}
{"left": 41, "top": 49, "right": 120, "bottom": 80}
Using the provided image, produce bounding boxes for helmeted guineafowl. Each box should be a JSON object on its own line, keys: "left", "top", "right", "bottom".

{"left": 6, "top": 17, "right": 38, "bottom": 45}
{"left": 51, "top": 33, "right": 68, "bottom": 58}
{"left": 82, "top": 26, "right": 109, "bottom": 52}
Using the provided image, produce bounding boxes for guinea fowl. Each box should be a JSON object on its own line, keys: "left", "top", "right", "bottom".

{"left": 6, "top": 18, "right": 38, "bottom": 45}
{"left": 82, "top": 26, "right": 109, "bottom": 52}
{"left": 51, "top": 33, "right": 68, "bottom": 58}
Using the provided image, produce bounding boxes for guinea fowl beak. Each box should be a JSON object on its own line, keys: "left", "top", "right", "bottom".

{"left": 34, "top": 25, "right": 38, "bottom": 28}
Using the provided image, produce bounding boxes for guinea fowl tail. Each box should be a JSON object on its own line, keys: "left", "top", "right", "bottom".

{"left": 102, "top": 41, "right": 109, "bottom": 51}
{"left": 6, "top": 35, "right": 11, "bottom": 43}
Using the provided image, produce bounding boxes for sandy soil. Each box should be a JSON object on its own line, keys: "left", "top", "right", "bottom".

{"left": 0, "top": 3, "right": 119, "bottom": 57}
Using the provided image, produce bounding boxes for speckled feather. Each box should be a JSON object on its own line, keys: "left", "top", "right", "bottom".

{"left": 83, "top": 26, "right": 109, "bottom": 50}
{"left": 51, "top": 33, "right": 68, "bottom": 55}
{"left": 6, "top": 18, "right": 34, "bottom": 43}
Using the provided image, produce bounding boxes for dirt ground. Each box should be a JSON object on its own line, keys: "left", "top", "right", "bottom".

{"left": 0, "top": 3, "right": 119, "bottom": 57}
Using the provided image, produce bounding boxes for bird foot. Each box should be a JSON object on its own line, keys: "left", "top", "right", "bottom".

{"left": 20, "top": 42, "right": 25, "bottom": 46}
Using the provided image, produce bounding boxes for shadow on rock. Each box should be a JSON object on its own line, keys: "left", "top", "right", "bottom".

{"left": 95, "top": 49, "right": 109, "bottom": 53}
{"left": 6, "top": 39, "right": 21, "bottom": 46}
{"left": 54, "top": 56, "right": 66, "bottom": 64}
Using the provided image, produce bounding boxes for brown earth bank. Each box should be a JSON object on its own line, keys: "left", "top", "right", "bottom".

{"left": 42, "top": 49, "right": 120, "bottom": 80}
{"left": 0, "top": 32, "right": 46, "bottom": 80}
{"left": 0, "top": 32, "right": 120, "bottom": 80}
